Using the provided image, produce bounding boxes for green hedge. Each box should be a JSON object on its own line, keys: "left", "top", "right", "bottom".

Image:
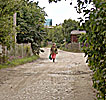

{"left": 79, "top": 1, "right": 106, "bottom": 99}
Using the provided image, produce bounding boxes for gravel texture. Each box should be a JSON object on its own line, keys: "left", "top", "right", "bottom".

{"left": 0, "top": 48, "right": 96, "bottom": 100}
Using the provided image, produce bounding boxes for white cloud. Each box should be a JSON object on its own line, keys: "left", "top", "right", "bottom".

{"left": 35, "top": 0, "right": 84, "bottom": 26}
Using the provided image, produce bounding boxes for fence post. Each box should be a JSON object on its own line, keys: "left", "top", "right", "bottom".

{"left": 22, "top": 43, "right": 24, "bottom": 58}
{"left": 79, "top": 42, "right": 81, "bottom": 50}
{"left": 2, "top": 45, "right": 6, "bottom": 63}
{"left": 0, "top": 45, "right": 2, "bottom": 64}
{"left": 13, "top": 13, "right": 17, "bottom": 57}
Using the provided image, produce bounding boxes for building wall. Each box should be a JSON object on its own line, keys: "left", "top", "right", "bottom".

{"left": 44, "top": 19, "right": 52, "bottom": 26}
{"left": 71, "top": 35, "right": 78, "bottom": 43}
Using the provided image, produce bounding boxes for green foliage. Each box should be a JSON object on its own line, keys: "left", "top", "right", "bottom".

{"left": 62, "top": 19, "right": 79, "bottom": 43}
{"left": 0, "top": 55, "right": 39, "bottom": 69}
{"left": 24, "top": 45, "right": 31, "bottom": 57}
{"left": 17, "top": 0, "right": 46, "bottom": 55}
{"left": 49, "top": 0, "right": 106, "bottom": 99}
{"left": 78, "top": 1, "right": 106, "bottom": 100}
{"left": 46, "top": 19, "right": 79, "bottom": 47}
{"left": 0, "top": 0, "right": 22, "bottom": 48}
{"left": 47, "top": 25, "right": 64, "bottom": 44}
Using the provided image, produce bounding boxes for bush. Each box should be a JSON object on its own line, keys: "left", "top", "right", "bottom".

{"left": 79, "top": 1, "right": 106, "bottom": 99}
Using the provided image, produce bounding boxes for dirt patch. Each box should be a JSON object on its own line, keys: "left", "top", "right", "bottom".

{"left": 0, "top": 48, "right": 96, "bottom": 100}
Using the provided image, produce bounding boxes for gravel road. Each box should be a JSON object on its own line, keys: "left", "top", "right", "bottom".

{"left": 0, "top": 48, "right": 96, "bottom": 100}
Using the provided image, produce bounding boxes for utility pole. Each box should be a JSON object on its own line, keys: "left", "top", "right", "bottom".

{"left": 13, "top": 13, "right": 17, "bottom": 43}
{"left": 13, "top": 13, "right": 17, "bottom": 56}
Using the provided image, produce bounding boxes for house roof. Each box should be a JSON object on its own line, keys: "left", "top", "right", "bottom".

{"left": 71, "top": 30, "right": 86, "bottom": 35}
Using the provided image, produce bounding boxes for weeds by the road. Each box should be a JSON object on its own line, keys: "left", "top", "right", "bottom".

{"left": 45, "top": 44, "right": 83, "bottom": 53}
{"left": 0, "top": 55, "right": 39, "bottom": 69}
{"left": 60, "top": 47, "right": 83, "bottom": 53}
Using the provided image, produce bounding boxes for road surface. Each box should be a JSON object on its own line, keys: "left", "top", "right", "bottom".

{"left": 0, "top": 48, "right": 96, "bottom": 100}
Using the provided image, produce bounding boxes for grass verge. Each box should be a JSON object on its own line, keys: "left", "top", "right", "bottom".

{"left": 0, "top": 55, "right": 39, "bottom": 69}
{"left": 60, "top": 47, "right": 83, "bottom": 53}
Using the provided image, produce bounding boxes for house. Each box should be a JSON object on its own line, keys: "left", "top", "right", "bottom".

{"left": 71, "top": 30, "right": 86, "bottom": 43}
{"left": 44, "top": 19, "right": 54, "bottom": 29}
{"left": 44, "top": 19, "right": 52, "bottom": 26}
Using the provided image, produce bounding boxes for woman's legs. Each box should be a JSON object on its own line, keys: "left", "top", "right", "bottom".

{"left": 53, "top": 58, "right": 55, "bottom": 62}
{"left": 52, "top": 53, "right": 56, "bottom": 62}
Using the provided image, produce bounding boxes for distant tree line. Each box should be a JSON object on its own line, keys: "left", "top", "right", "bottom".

{"left": 45, "top": 19, "right": 80, "bottom": 47}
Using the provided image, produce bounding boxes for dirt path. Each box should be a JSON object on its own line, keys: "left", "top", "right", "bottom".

{"left": 0, "top": 48, "right": 96, "bottom": 100}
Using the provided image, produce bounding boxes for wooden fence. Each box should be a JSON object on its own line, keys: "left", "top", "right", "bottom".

{"left": 65, "top": 43, "right": 81, "bottom": 51}
{"left": 0, "top": 43, "right": 33, "bottom": 64}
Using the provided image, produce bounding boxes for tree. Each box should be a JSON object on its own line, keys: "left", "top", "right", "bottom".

{"left": 0, "top": 0, "right": 22, "bottom": 48}
{"left": 62, "top": 19, "right": 79, "bottom": 43}
{"left": 17, "top": 0, "right": 47, "bottom": 55}
{"left": 0, "top": 0, "right": 22, "bottom": 63}
{"left": 47, "top": 25, "right": 64, "bottom": 47}
{"left": 49, "top": 0, "right": 106, "bottom": 99}
{"left": 79, "top": 1, "right": 106, "bottom": 99}
{"left": 46, "top": 19, "right": 79, "bottom": 47}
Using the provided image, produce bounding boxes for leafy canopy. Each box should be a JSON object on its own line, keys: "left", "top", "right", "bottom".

{"left": 49, "top": 0, "right": 106, "bottom": 99}
{"left": 17, "top": 0, "right": 47, "bottom": 54}
{"left": 0, "top": 0, "right": 22, "bottom": 48}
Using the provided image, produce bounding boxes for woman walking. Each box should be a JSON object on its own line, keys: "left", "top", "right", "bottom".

{"left": 50, "top": 43, "right": 58, "bottom": 62}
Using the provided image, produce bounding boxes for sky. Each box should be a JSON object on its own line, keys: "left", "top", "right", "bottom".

{"left": 34, "top": 0, "right": 84, "bottom": 26}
